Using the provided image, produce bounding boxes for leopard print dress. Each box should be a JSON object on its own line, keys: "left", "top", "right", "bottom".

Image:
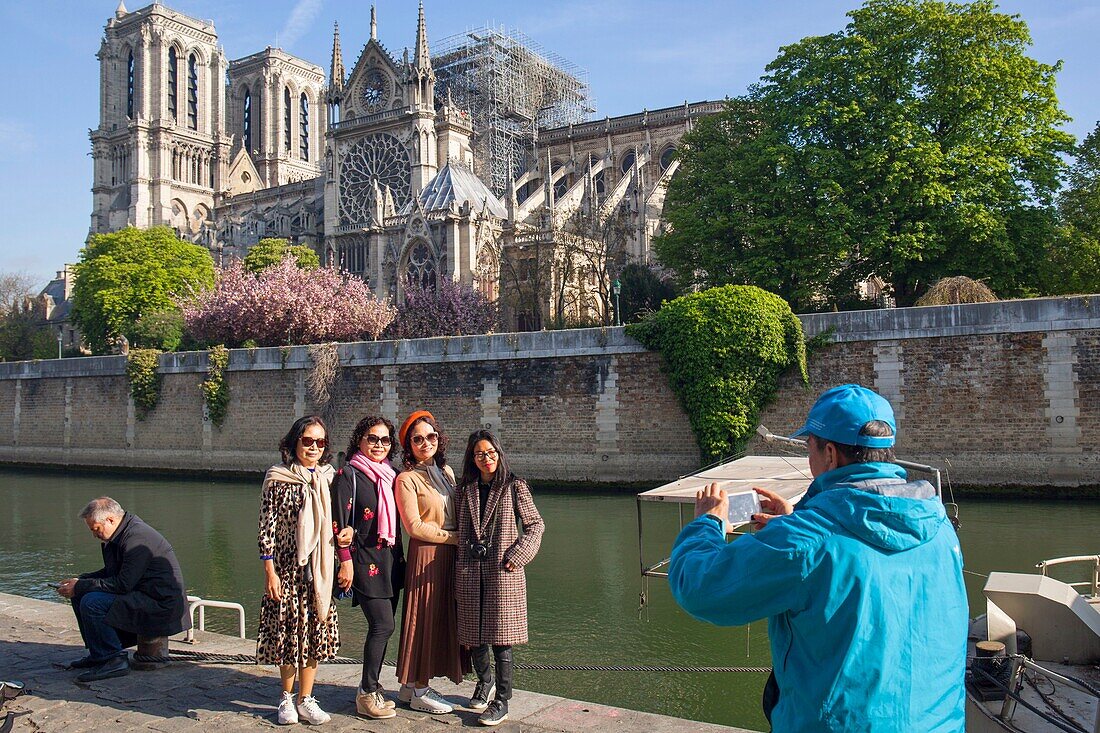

{"left": 256, "top": 479, "right": 340, "bottom": 666}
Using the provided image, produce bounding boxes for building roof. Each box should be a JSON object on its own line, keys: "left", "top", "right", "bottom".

{"left": 405, "top": 161, "right": 507, "bottom": 218}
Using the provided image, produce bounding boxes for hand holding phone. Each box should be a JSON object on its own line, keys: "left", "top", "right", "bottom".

{"left": 726, "top": 490, "right": 762, "bottom": 527}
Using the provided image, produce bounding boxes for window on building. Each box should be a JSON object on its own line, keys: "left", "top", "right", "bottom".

{"left": 126, "top": 50, "right": 135, "bottom": 119}
{"left": 187, "top": 53, "right": 198, "bottom": 129}
{"left": 660, "top": 145, "right": 676, "bottom": 172}
{"left": 167, "top": 48, "right": 178, "bottom": 120}
{"left": 620, "top": 150, "right": 635, "bottom": 174}
{"left": 299, "top": 93, "right": 310, "bottom": 160}
{"left": 243, "top": 88, "right": 252, "bottom": 152}
{"left": 405, "top": 241, "right": 436, "bottom": 290}
{"left": 284, "top": 87, "right": 292, "bottom": 152}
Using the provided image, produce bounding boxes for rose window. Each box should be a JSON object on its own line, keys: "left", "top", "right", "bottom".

{"left": 338, "top": 134, "right": 411, "bottom": 226}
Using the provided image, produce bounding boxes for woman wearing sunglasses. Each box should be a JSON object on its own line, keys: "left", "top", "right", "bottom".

{"left": 455, "top": 430, "right": 544, "bottom": 726}
{"left": 330, "top": 416, "right": 405, "bottom": 720}
{"left": 257, "top": 415, "right": 341, "bottom": 726}
{"left": 393, "top": 410, "right": 466, "bottom": 714}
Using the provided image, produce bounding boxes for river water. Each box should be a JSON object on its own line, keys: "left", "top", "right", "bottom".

{"left": 1, "top": 467, "right": 1097, "bottom": 730}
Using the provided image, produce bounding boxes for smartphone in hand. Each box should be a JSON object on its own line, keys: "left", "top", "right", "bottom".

{"left": 726, "top": 490, "right": 762, "bottom": 528}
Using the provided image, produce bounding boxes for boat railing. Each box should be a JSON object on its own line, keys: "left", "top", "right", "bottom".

{"left": 184, "top": 595, "right": 246, "bottom": 642}
{"left": 997, "top": 655, "right": 1100, "bottom": 733}
{"left": 1035, "top": 555, "right": 1100, "bottom": 598}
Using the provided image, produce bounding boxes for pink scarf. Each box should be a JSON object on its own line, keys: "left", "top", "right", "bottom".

{"left": 347, "top": 451, "right": 398, "bottom": 547}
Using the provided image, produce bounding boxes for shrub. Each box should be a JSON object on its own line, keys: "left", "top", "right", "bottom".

{"left": 627, "top": 285, "right": 808, "bottom": 462}
{"left": 126, "top": 348, "right": 162, "bottom": 419}
{"left": 915, "top": 276, "right": 997, "bottom": 306}
{"left": 201, "top": 344, "right": 230, "bottom": 427}
{"left": 387, "top": 278, "right": 498, "bottom": 339}
{"left": 243, "top": 238, "right": 320, "bottom": 274}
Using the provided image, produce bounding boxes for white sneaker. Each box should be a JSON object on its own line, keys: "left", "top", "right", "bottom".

{"left": 411, "top": 687, "right": 453, "bottom": 714}
{"left": 297, "top": 695, "right": 331, "bottom": 725}
{"left": 277, "top": 691, "right": 299, "bottom": 725}
{"left": 398, "top": 684, "right": 414, "bottom": 703}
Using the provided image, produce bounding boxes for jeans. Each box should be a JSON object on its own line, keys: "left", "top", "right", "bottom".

{"left": 72, "top": 591, "right": 126, "bottom": 661}
{"left": 472, "top": 644, "right": 513, "bottom": 701}
{"left": 357, "top": 593, "right": 399, "bottom": 693}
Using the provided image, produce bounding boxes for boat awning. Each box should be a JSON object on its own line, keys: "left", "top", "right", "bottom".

{"left": 638, "top": 455, "right": 812, "bottom": 505}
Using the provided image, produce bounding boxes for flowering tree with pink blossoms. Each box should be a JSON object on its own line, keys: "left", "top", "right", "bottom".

{"left": 387, "top": 278, "right": 499, "bottom": 340}
{"left": 182, "top": 257, "right": 396, "bottom": 347}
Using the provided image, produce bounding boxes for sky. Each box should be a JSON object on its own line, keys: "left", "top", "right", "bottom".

{"left": 1, "top": 0, "right": 1098, "bottom": 288}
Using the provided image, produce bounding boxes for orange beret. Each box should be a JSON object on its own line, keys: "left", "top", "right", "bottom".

{"left": 399, "top": 410, "right": 435, "bottom": 447}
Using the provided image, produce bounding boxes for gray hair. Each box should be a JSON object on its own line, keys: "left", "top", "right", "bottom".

{"left": 79, "top": 497, "right": 124, "bottom": 523}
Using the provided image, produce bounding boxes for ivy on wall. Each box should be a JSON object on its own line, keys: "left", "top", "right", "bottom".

{"left": 627, "top": 285, "right": 809, "bottom": 462}
{"left": 125, "top": 349, "right": 163, "bottom": 419}
{"left": 202, "top": 344, "right": 230, "bottom": 427}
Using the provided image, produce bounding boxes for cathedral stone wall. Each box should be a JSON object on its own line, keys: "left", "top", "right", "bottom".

{"left": 3, "top": 297, "right": 1100, "bottom": 488}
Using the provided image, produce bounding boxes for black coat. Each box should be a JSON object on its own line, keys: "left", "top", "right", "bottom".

{"left": 331, "top": 465, "right": 405, "bottom": 601}
{"left": 73, "top": 513, "right": 191, "bottom": 637}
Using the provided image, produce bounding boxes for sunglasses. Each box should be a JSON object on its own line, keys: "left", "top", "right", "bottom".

{"left": 473, "top": 450, "right": 498, "bottom": 462}
{"left": 365, "top": 434, "right": 392, "bottom": 447}
{"left": 411, "top": 432, "right": 439, "bottom": 447}
{"left": 299, "top": 436, "right": 327, "bottom": 449}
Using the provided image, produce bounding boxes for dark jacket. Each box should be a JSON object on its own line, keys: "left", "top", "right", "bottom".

{"left": 331, "top": 465, "right": 405, "bottom": 601}
{"left": 74, "top": 513, "right": 191, "bottom": 637}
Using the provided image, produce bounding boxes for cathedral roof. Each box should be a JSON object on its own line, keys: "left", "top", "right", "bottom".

{"left": 406, "top": 162, "right": 507, "bottom": 218}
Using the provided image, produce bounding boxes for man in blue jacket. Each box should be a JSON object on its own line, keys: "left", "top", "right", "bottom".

{"left": 669, "top": 384, "right": 966, "bottom": 732}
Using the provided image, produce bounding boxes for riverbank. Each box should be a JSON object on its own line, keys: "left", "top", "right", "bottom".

{"left": 0, "top": 592, "right": 755, "bottom": 732}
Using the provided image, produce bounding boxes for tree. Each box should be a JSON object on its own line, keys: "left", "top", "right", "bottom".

{"left": 551, "top": 205, "right": 632, "bottom": 327}
{"left": 0, "top": 304, "right": 55, "bottom": 361}
{"left": 243, "top": 237, "right": 320, "bottom": 274}
{"left": 656, "top": 0, "right": 1074, "bottom": 309}
{"left": 71, "top": 227, "right": 215, "bottom": 353}
{"left": 387, "top": 278, "right": 498, "bottom": 340}
{"left": 1044, "top": 121, "right": 1100, "bottom": 295}
{"left": 182, "top": 256, "right": 395, "bottom": 347}
{"left": 0, "top": 270, "right": 38, "bottom": 312}
{"left": 617, "top": 263, "right": 677, "bottom": 323}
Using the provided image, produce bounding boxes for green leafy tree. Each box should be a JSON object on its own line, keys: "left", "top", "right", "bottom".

{"left": 617, "top": 263, "right": 677, "bottom": 323}
{"left": 657, "top": 0, "right": 1074, "bottom": 308}
{"left": 1044, "top": 121, "right": 1100, "bottom": 295}
{"left": 243, "top": 238, "right": 320, "bottom": 274}
{"left": 71, "top": 227, "right": 215, "bottom": 354}
{"left": 0, "top": 306, "right": 56, "bottom": 361}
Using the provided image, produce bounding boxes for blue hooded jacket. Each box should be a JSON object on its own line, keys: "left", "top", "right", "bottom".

{"left": 669, "top": 462, "right": 966, "bottom": 732}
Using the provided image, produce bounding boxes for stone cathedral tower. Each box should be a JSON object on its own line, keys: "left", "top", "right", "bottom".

{"left": 89, "top": 1, "right": 229, "bottom": 240}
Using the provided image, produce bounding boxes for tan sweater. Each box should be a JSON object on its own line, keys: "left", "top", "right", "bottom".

{"left": 395, "top": 465, "right": 459, "bottom": 545}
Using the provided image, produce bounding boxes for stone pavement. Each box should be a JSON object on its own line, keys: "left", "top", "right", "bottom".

{"left": 0, "top": 593, "right": 754, "bottom": 732}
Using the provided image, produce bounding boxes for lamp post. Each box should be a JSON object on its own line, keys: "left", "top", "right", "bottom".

{"left": 613, "top": 278, "right": 622, "bottom": 327}
{"left": 57, "top": 330, "right": 63, "bottom": 360}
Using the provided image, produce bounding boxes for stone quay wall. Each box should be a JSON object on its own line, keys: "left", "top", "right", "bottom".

{"left": 1, "top": 295, "right": 1099, "bottom": 487}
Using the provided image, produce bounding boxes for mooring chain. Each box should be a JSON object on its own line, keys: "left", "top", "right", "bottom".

{"left": 133, "top": 650, "right": 771, "bottom": 674}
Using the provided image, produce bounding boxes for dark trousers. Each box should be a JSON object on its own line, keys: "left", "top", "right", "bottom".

{"left": 357, "top": 593, "right": 399, "bottom": 693}
{"left": 471, "top": 644, "right": 513, "bottom": 701}
{"left": 72, "top": 592, "right": 134, "bottom": 661}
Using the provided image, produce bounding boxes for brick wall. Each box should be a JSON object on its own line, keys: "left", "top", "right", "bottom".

{"left": 1, "top": 296, "right": 1099, "bottom": 487}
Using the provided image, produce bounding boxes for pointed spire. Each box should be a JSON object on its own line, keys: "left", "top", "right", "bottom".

{"left": 414, "top": 1, "right": 431, "bottom": 71}
{"left": 370, "top": 5, "right": 377, "bottom": 41}
{"left": 329, "top": 21, "right": 345, "bottom": 94}
{"left": 115, "top": 0, "right": 127, "bottom": 18}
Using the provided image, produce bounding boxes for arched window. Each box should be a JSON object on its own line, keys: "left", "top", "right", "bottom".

{"left": 299, "top": 93, "right": 310, "bottom": 161}
{"left": 620, "top": 150, "right": 636, "bottom": 174}
{"left": 283, "top": 87, "right": 292, "bottom": 152}
{"left": 187, "top": 53, "right": 198, "bottom": 129}
{"left": 242, "top": 88, "right": 252, "bottom": 152}
{"left": 405, "top": 241, "right": 435, "bottom": 291}
{"left": 167, "top": 48, "right": 178, "bottom": 121}
{"left": 126, "top": 50, "right": 135, "bottom": 119}
{"left": 659, "top": 145, "right": 676, "bottom": 172}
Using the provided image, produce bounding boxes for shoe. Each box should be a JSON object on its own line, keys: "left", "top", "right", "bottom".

{"left": 277, "top": 692, "right": 298, "bottom": 725}
{"left": 410, "top": 687, "right": 453, "bottom": 714}
{"left": 479, "top": 699, "right": 509, "bottom": 726}
{"left": 297, "top": 695, "right": 331, "bottom": 725}
{"left": 469, "top": 681, "right": 495, "bottom": 711}
{"left": 377, "top": 690, "right": 396, "bottom": 709}
{"left": 356, "top": 688, "right": 396, "bottom": 719}
{"left": 398, "top": 684, "right": 413, "bottom": 703}
{"left": 76, "top": 654, "right": 130, "bottom": 683}
{"left": 68, "top": 654, "right": 107, "bottom": 670}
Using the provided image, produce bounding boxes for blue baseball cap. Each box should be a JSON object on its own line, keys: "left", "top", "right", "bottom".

{"left": 790, "top": 384, "right": 896, "bottom": 448}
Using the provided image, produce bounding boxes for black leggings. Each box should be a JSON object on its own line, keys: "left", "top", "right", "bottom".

{"left": 472, "top": 644, "right": 513, "bottom": 701}
{"left": 357, "top": 594, "right": 399, "bottom": 693}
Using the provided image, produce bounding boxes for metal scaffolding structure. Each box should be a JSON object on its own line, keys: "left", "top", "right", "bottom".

{"left": 433, "top": 26, "right": 594, "bottom": 196}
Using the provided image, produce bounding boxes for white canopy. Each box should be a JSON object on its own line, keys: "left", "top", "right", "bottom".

{"left": 638, "top": 454, "right": 812, "bottom": 505}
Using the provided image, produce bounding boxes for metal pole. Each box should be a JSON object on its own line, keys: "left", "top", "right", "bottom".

{"left": 57, "top": 331, "right": 63, "bottom": 359}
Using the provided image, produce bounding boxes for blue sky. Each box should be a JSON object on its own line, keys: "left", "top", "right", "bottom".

{"left": 2, "top": 0, "right": 1098, "bottom": 287}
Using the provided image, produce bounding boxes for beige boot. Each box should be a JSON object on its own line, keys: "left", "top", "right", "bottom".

{"left": 357, "top": 688, "right": 397, "bottom": 719}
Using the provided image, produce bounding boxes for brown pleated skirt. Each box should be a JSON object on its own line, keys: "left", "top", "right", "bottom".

{"left": 396, "top": 539, "right": 468, "bottom": 685}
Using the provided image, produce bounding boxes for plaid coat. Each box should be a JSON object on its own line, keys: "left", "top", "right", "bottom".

{"left": 455, "top": 475, "right": 544, "bottom": 646}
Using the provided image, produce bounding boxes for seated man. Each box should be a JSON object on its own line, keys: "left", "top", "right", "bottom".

{"left": 57, "top": 497, "right": 191, "bottom": 682}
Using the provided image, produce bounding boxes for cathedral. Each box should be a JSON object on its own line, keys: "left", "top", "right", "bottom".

{"left": 90, "top": 1, "right": 721, "bottom": 330}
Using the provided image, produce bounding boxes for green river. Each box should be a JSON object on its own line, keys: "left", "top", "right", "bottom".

{"left": 2, "top": 467, "right": 1097, "bottom": 730}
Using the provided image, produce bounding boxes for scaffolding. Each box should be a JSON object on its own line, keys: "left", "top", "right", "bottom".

{"left": 433, "top": 26, "right": 594, "bottom": 197}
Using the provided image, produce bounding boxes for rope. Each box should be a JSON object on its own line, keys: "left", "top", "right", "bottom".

{"left": 134, "top": 649, "right": 771, "bottom": 674}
